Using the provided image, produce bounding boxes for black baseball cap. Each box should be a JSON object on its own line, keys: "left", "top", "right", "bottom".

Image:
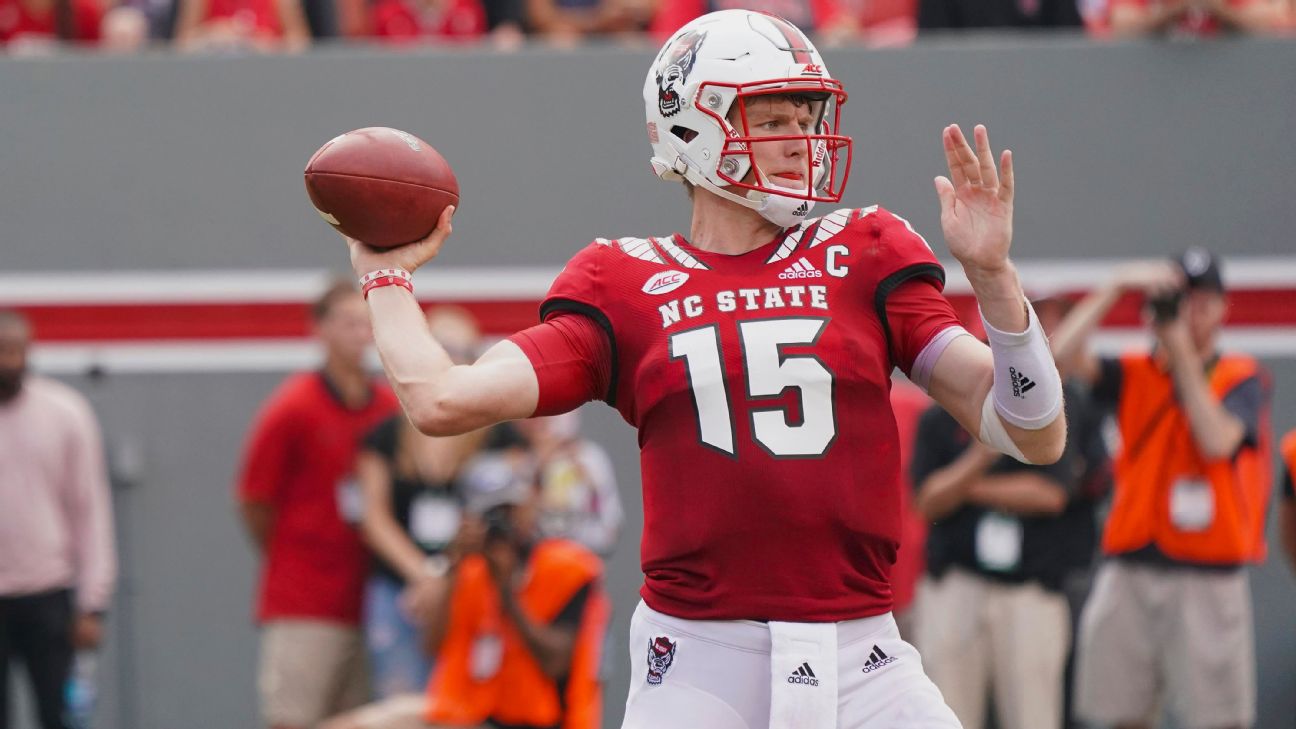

{"left": 1174, "top": 247, "right": 1224, "bottom": 292}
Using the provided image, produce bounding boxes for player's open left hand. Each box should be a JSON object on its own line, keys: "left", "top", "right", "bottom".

{"left": 345, "top": 205, "right": 455, "bottom": 278}
{"left": 935, "top": 124, "right": 1014, "bottom": 275}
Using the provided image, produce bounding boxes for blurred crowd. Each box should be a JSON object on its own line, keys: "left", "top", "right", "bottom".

{"left": 2, "top": 0, "right": 1295, "bottom": 54}
{"left": 3, "top": 245, "right": 1296, "bottom": 729}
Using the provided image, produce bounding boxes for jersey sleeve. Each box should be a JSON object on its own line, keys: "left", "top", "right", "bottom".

{"left": 509, "top": 313, "right": 613, "bottom": 415}
{"left": 855, "top": 207, "right": 953, "bottom": 373}
{"left": 884, "top": 278, "right": 963, "bottom": 379}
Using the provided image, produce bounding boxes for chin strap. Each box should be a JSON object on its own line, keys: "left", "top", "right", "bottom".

{"left": 652, "top": 154, "right": 818, "bottom": 228}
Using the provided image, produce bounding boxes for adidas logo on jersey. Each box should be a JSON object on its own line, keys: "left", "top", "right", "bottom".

{"left": 861, "top": 645, "right": 897, "bottom": 674}
{"left": 779, "top": 257, "right": 823, "bottom": 280}
{"left": 1009, "top": 367, "right": 1037, "bottom": 398}
{"left": 787, "top": 662, "right": 819, "bottom": 686}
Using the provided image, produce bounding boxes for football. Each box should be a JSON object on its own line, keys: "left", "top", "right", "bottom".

{"left": 304, "top": 127, "right": 459, "bottom": 249}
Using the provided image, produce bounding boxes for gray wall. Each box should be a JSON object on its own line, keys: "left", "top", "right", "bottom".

{"left": 3, "top": 34, "right": 1295, "bottom": 729}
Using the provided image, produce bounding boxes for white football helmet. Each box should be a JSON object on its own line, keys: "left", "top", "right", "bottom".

{"left": 643, "top": 9, "right": 852, "bottom": 227}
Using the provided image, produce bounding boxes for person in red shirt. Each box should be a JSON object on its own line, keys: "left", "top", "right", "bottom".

{"left": 173, "top": 0, "right": 310, "bottom": 51}
{"left": 366, "top": 0, "right": 486, "bottom": 42}
{"left": 337, "top": 10, "right": 1065, "bottom": 727}
{"left": 1107, "top": 0, "right": 1285, "bottom": 36}
{"left": 650, "top": 0, "right": 856, "bottom": 41}
{"left": 235, "top": 280, "right": 399, "bottom": 729}
{"left": 0, "top": 0, "right": 102, "bottom": 49}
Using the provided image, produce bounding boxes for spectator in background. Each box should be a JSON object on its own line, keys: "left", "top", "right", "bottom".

{"left": 1281, "top": 431, "right": 1296, "bottom": 574}
{"left": 650, "top": 0, "right": 858, "bottom": 42}
{"left": 910, "top": 376, "right": 1086, "bottom": 729}
{"left": 514, "top": 411, "right": 623, "bottom": 556}
{"left": 0, "top": 0, "right": 103, "bottom": 50}
{"left": 235, "top": 281, "right": 400, "bottom": 729}
{"left": 174, "top": 0, "right": 309, "bottom": 51}
{"left": 1107, "top": 0, "right": 1286, "bottom": 35}
{"left": 0, "top": 310, "right": 117, "bottom": 729}
{"left": 887, "top": 377, "right": 931, "bottom": 639}
{"left": 366, "top": 0, "right": 486, "bottom": 43}
{"left": 526, "top": 0, "right": 647, "bottom": 44}
{"left": 1053, "top": 249, "right": 1271, "bottom": 729}
{"left": 321, "top": 453, "right": 610, "bottom": 729}
{"left": 918, "top": 0, "right": 1084, "bottom": 30}
{"left": 1033, "top": 289, "right": 1112, "bottom": 729}
{"left": 357, "top": 307, "right": 489, "bottom": 698}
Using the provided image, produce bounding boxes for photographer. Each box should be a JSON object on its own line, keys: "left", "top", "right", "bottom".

{"left": 1051, "top": 249, "right": 1272, "bottom": 729}
{"left": 322, "top": 454, "right": 609, "bottom": 729}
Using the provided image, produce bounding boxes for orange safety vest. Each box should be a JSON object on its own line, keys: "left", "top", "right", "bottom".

{"left": 1103, "top": 352, "right": 1271, "bottom": 565}
{"left": 425, "top": 539, "right": 609, "bottom": 729}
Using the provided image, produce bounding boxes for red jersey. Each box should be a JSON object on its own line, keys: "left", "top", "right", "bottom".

{"left": 369, "top": 0, "right": 486, "bottom": 41}
{"left": 236, "top": 372, "right": 399, "bottom": 624}
{"left": 529, "top": 206, "right": 959, "bottom": 622}
{"left": 0, "top": 0, "right": 102, "bottom": 44}
{"left": 203, "top": 0, "right": 284, "bottom": 38}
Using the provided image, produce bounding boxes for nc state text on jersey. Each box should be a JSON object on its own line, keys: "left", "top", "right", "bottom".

{"left": 659, "top": 285, "right": 829, "bottom": 329}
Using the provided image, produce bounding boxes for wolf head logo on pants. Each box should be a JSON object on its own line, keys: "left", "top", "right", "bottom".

{"left": 646, "top": 636, "right": 677, "bottom": 685}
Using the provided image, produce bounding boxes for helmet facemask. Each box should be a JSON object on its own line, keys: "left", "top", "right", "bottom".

{"left": 705, "top": 82, "right": 852, "bottom": 210}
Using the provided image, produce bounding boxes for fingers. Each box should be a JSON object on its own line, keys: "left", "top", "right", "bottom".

{"left": 944, "top": 124, "right": 981, "bottom": 188}
{"left": 973, "top": 125, "right": 998, "bottom": 190}
{"left": 998, "top": 149, "right": 1014, "bottom": 205}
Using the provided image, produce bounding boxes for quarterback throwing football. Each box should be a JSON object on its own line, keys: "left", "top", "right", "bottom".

{"left": 345, "top": 9, "right": 1066, "bottom": 728}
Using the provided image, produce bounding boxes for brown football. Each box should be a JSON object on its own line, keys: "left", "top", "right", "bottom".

{"left": 304, "top": 127, "right": 459, "bottom": 249}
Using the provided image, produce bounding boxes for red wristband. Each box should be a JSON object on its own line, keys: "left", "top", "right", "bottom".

{"left": 360, "top": 268, "right": 414, "bottom": 299}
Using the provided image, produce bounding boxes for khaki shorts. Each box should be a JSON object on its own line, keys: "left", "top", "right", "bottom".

{"left": 260, "top": 619, "right": 370, "bottom": 727}
{"left": 914, "top": 569, "right": 1070, "bottom": 729}
{"left": 1074, "top": 560, "right": 1255, "bottom": 729}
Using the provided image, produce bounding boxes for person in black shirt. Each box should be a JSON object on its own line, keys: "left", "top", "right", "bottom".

{"left": 910, "top": 381, "right": 1087, "bottom": 729}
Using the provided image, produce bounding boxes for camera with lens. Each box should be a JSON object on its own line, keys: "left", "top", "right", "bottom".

{"left": 1147, "top": 290, "right": 1183, "bottom": 323}
{"left": 482, "top": 504, "right": 515, "bottom": 543}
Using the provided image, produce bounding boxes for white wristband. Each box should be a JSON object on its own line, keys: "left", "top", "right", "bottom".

{"left": 359, "top": 268, "right": 413, "bottom": 287}
{"left": 981, "top": 301, "right": 1063, "bottom": 431}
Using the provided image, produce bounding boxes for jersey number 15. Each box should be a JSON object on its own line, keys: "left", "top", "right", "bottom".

{"left": 670, "top": 317, "right": 836, "bottom": 459}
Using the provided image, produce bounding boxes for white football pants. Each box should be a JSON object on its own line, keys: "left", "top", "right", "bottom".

{"left": 621, "top": 601, "right": 962, "bottom": 729}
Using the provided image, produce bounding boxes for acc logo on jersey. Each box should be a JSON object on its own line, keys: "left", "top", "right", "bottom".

{"left": 646, "top": 636, "right": 677, "bottom": 685}
{"left": 643, "top": 270, "right": 690, "bottom": 295}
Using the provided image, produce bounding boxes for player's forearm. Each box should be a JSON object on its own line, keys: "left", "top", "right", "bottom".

{"left": 1166, "top": 347, "right": 1245, "bottom": 460}
{"left": 966, "top": 473, "right": 1067, "bottom": 516}
{"left": 964, "top": 262, "right": 1028, "bottom": 334}
{"left": 366, "top": 286, "right": 458, "bottom": 428}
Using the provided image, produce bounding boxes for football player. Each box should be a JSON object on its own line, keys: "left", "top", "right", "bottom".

{"left": 343, "top": 9, "right": 1065, "bottom": 728}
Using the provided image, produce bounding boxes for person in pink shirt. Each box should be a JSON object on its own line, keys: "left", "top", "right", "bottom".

{"left": 0, "top": 309, "right": 117, "bottom": 729}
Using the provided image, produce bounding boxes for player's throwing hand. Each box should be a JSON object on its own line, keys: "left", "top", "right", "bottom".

{"left": 345, "top": 205, "right": 455, "bottom": 279}
{"left": 934, "top": 124, "right": 1014, "bottom": 274}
